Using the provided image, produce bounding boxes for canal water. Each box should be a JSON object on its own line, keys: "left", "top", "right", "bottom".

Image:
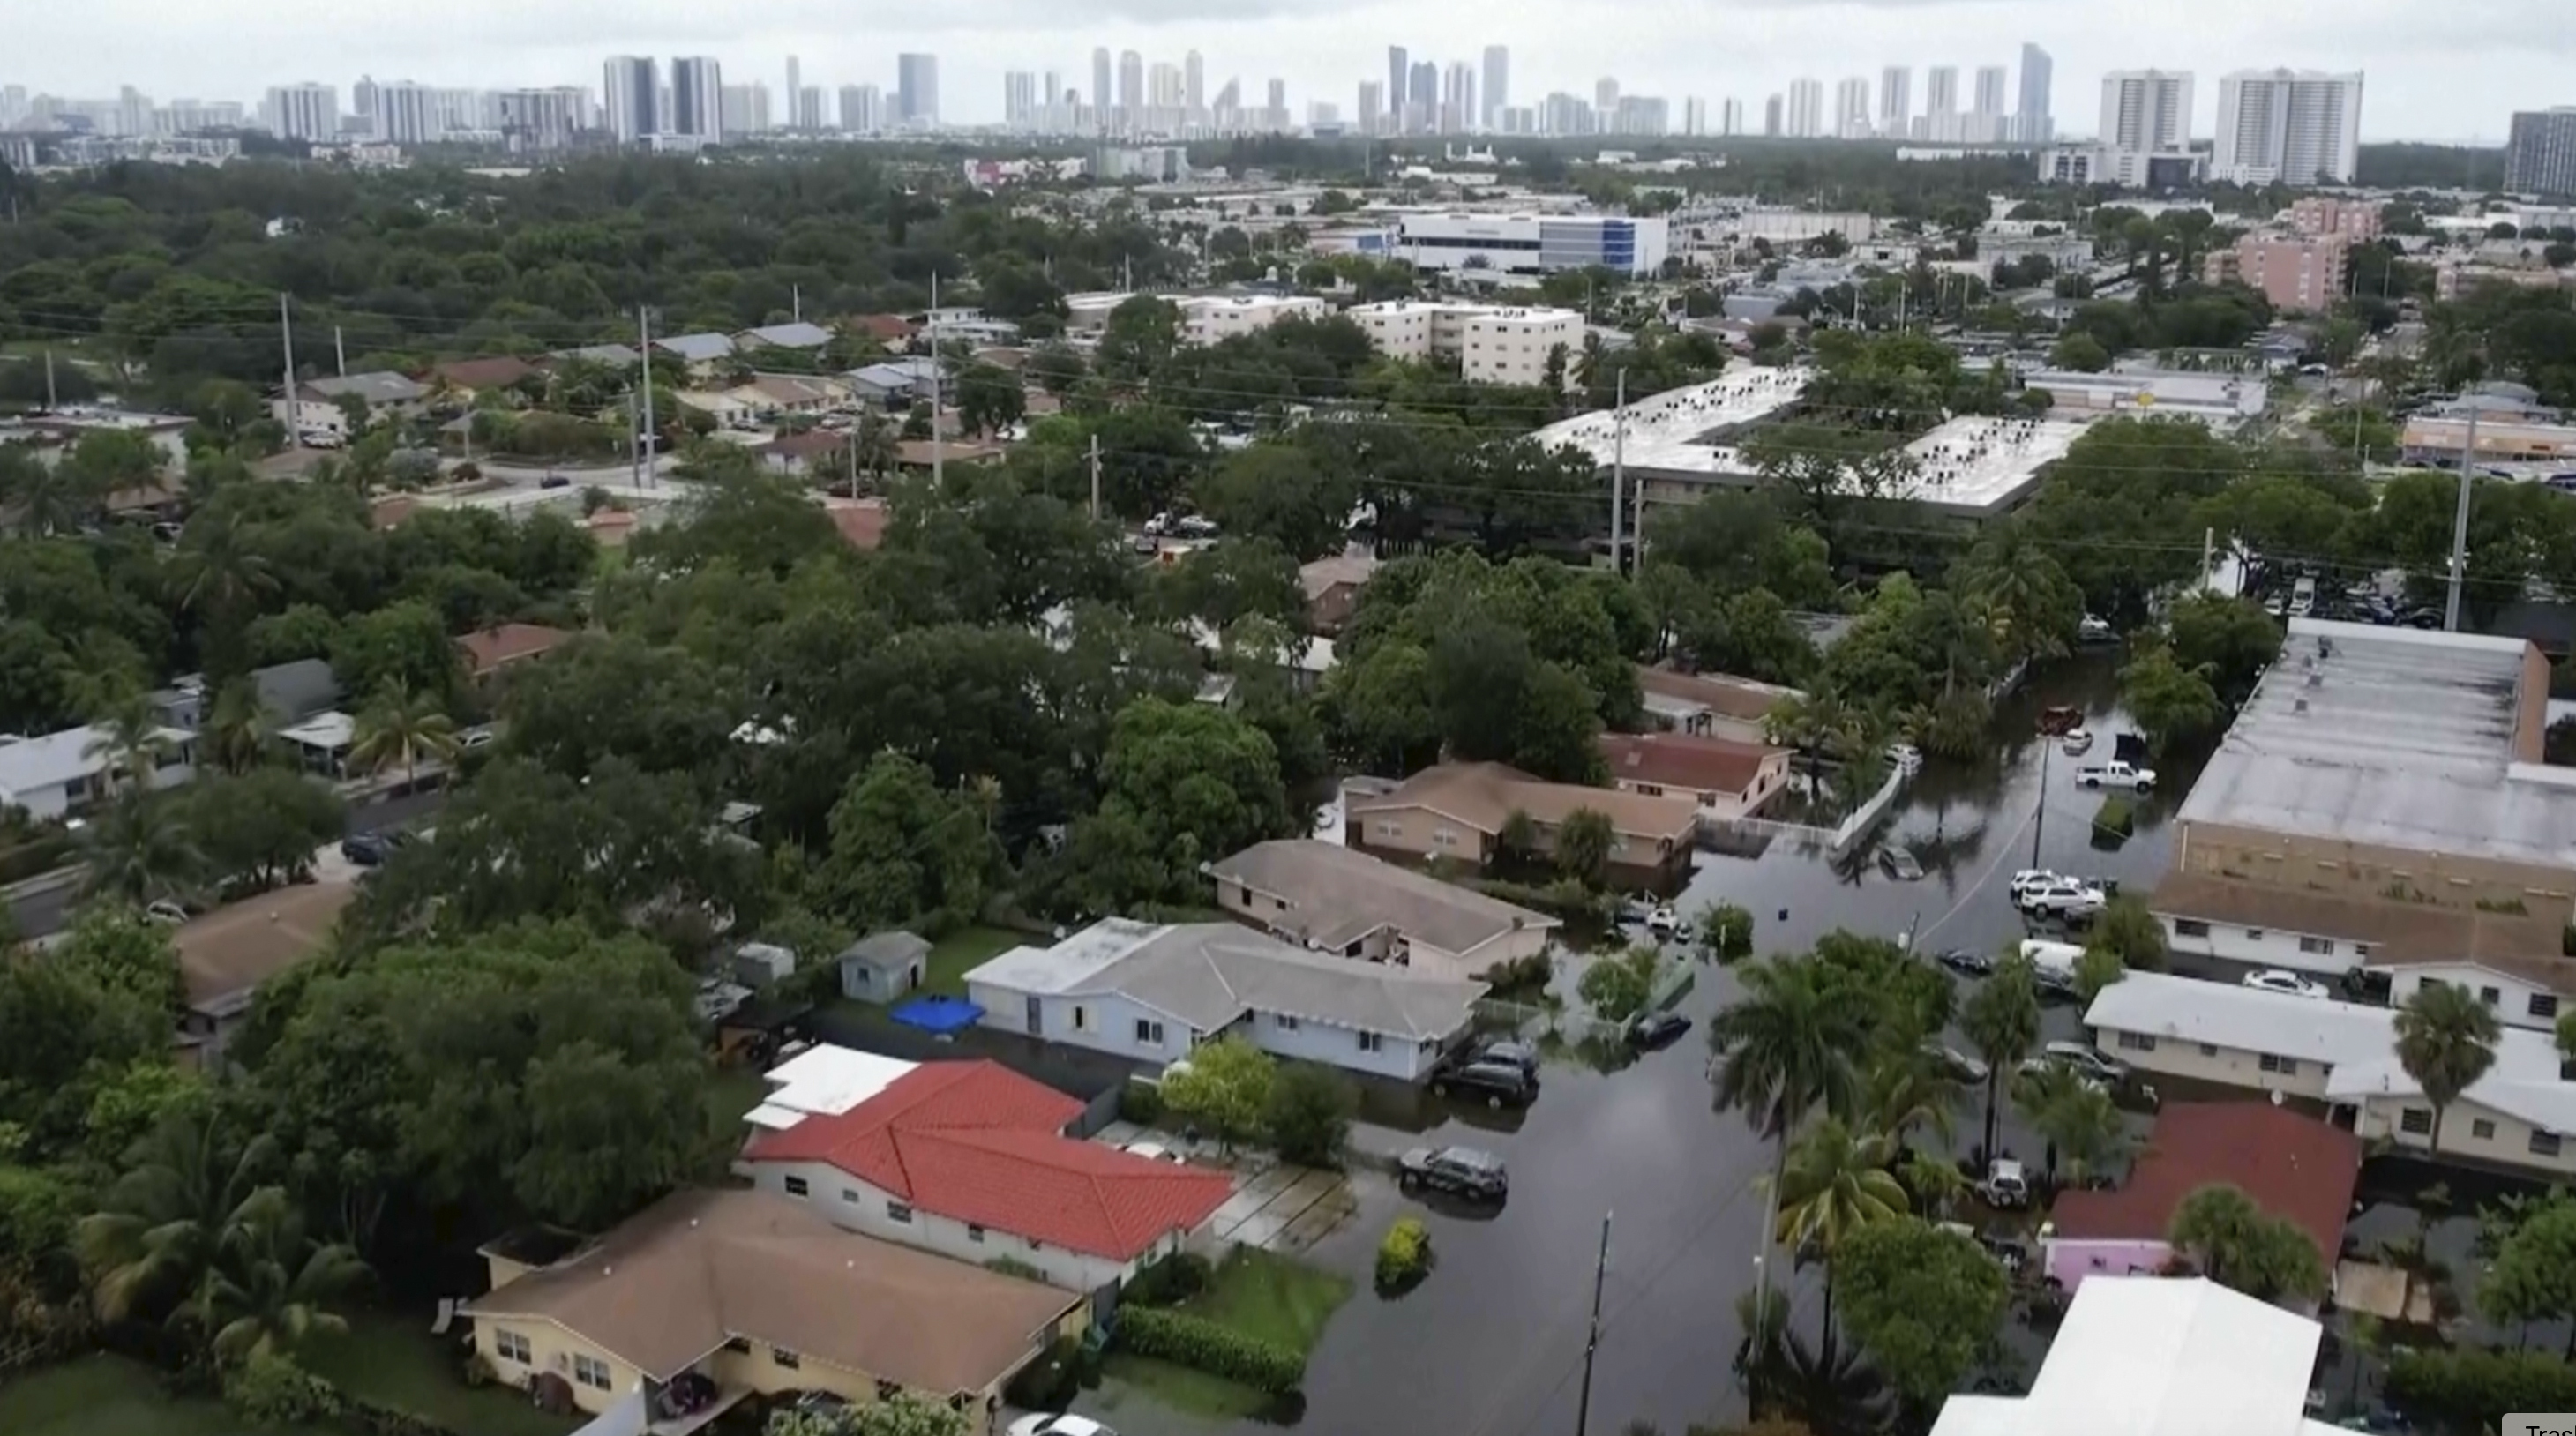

{"left": 1074, "top": 658, "right": 2213, "bottom": 1436}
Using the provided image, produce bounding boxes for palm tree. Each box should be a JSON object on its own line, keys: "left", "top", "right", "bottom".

{"left": 1860, "top": 1047, "right": 1962, "bottom": 1148}
{"left": 1898, "top": 1148, "right": 1971, "bottom": 1221}
{"left": 85, "top": 692, "right": 175, "bottom": 789}
{"left": 348, "top": 685, "right": 461, "bottom": 792}
{"left": 1960, "top": 954, "right": 2042, "bottom": 1162}
{"left": 1772, "top": 1118, "right": 1906, "bottom": 1350}
{"left": 79, "top": 789, "right": 203, "bottom": 907}
{"left": 198, "top": 1186, "right": 369, "bottom": 1362}
{"left": 77, "top": 1113, "right": 280, "bottom": 1328}
{"left": 2022, "top": 1069, "right": 2129, "bottom": 1186}
{"left": 2393, "top": 983, "right": 2503, "bottom": 1156}
{"left": 202, "top": 677, "right": 277, "bottom": 776}
{"left": 1, "top": 449, "right": 99, "bottom": 536}
{"left": 166, "top": 507, "right": 280, "bottom": 621}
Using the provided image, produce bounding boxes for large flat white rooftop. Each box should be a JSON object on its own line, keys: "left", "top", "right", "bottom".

{"left": 1529, "top": 368, "right": 1813, "bottom": 474}
{"left": 1895, "top": 416, "right": 2085, "bottom": 514}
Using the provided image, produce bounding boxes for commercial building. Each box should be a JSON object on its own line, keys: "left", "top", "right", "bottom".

{"left": 1204, "top": 838, "right": 1558, "bottom": 982}
{"left": 1389, "top": 211, "right": 1670, "bottom": 278}
{"left": 2398, "top": 412, "right": 2576, "bottom": 467}
{"left": 895, "top": 54, "right": 940, "bottom": 127}
{"left": 2083, "top": 972, "right": 2576, "bottom": 1178}
{"left": 2016, "top": 44, "right": 2053, "bottom": 143}
{"left": 2506, "top": 108, "right": 2576, "bottom": 197}
{"left": 1177, "top": 293, "right": 1329, "bottom": 345}
{"left": 1930, "top": 1275, "right": 2348, "bottom": 1436}
{"left": 669, "top": 56, "right": 722, "bottom": 141}
{"left": 602, "top": 56, "right": 656, "bottom": 142}
{"left": 2206, "top": 233, "right": 2352, "bottom": 312}
{"left": 1344, "top": 300, "right": 1582, "bottom": 386}
{"left": 2022, "top": 367, "right": 2267, "bottom": 426}
{"left": 2286, "top": 196, "right": 2381, "bottom": 241}
{"left": 2172, "top": 619, "right": 2576, "bottom": 924}
{"left": 964, "top": 918, "right": 1487, "bottom": 1082}
{"left": 2212, "top": 70, "right": 2363, "bottom": 185}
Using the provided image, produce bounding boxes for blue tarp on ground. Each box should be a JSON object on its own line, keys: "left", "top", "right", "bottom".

{"left": 890, "top": 994, "right": 984, "bottom": 1035}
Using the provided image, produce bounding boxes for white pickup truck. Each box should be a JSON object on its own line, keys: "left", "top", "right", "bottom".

{"left": 2076, "top": 759, "right": 2157, "bottom": 791}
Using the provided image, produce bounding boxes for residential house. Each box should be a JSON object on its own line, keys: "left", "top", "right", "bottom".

{"left": 2042, "top": 1103, "right": 2361, "bottom": 1299}
{"left": 176, "top": 881, "right": 357, "bottom": 1068}
{"left": 2082, "top": 972, "right": 2576, "bottom": 1178}
{"left": 275, "top": 711, "right": 357, "bottom": 778}
{"left": 1929, "top": 1276, "right": 2346, "bottom": 1436}
{"left": 837, "top": 931, "right": 932, "bottom": 1003}
{"left": 674, "top": 390, "right": 757, "bottom": 430}
{"left": 1634, "top": 665, "right": 1802, "bottom": 744}
{"left": 964, "top": 918, "right": 1487, "bottom": 1082}
{"left": 1299, "top": 555, "right": 1379, "bottom": 635}
{"left": 464, "top": 1187, "right": 1083, "bottom": 1425}
{"left": 738, "top": 1058, "right": 1232, "bottom": 1293}
{"left": 845, "top": 358, "right": 947, "bottom": 408}
{"left": 2147, "top": 872, "right": 2573, "bottom": 1028}
{"left": 654, "top": 333, "right": 739, "bottom": 380}
{"left": 735, "top": 322, "right": 836, "bottom": 353}
{"left": 1599, "top": 731, "right": 1793, "bottom": 824}
{"left": 822, "top": 497, "right": 893, "bottom": 550}
{"left": 548, "top": 343, "right": 643, "bottom": 368}
{"left": 458, "top": 623, "right": 574, "bottom": 682}
{"left": 893, "top": 438, "right": 1007, "bottom": 471}
{"left": 0, "top": 722, "right": 197, "bottom": 821}
{"left": 848, "top": 314, "right": 919, "bottom": 348}
{"left": 727, "top": 374, "right": 845, "bottom": 421}
{"left": 151, "top": 658, "right": 342, "bottom": 732}
{"left": 272, "top": 372, "right": 428, "bottom": 440}
{"left": 1202, "top": 838, "right": 1558, "bottom": 982}
{"left": 1344, "top": 761, "right": 1701, "bottom": 887}
{"left": 757, "top": 429, "right": 852, "bottom": 479}
{"left": 428, "top": 355, "right": 541, "bottom": 400}
{"left": 2172, "top": 620, "right": 2576, "bottom": 927}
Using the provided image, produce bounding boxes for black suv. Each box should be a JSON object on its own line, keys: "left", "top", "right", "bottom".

{"left": 1398, "top": 1145, "right": 1509, "bottom": 1200}
{"left": 1430, "top": 1058, "right": 1538, "bottom": 1108}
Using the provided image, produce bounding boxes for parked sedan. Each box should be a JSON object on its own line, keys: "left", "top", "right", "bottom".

{"left": 1936, "top": 948, "right": 1995, "bottom": 976}
{"left": 1628, "top": 1011, "right": 1692, "bottom": 1049}
{"left": 1398, "top": 1145, "right": 1509, "bottom": 1200}
{"left": 2041, "top": 1041, "right": 2130, "bottom": 1085}
{"left": 1471, "top": 1037, "right": 1540, "bottom": 1077}
{"left": 1009, "top": 1417, "right": 1119, "bottom": 1436}
{"left": 1927, "top": 1043, "right": 1989, "bottom": 1085}
{"left": 1431, "top": 1059, "right": 1539, "bottom": 1109}
{"left": 2242, "top": 969, "right": 2330, "bottom": 1000}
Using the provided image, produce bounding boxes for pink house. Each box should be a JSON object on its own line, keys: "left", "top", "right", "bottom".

{"left": 2043, "top": 1103, "right": 2361, "bottom": 1298}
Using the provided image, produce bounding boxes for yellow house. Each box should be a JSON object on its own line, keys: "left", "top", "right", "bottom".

{"left": 464, "top": 1188, "right": 1085, "bottom": 1433}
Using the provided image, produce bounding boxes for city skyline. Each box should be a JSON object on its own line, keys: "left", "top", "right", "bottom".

{"left": 3, "top": 6, "right": 2558, "bottom": 143}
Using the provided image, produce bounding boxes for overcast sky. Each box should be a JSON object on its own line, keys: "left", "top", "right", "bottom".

{"left": 13, "top": 0, "right": 2568, "bottom": 142}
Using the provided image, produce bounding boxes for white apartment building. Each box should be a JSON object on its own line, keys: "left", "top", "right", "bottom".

{"left": 1786, "top": 79, "right": 1825, "bottom": 138}
{"left": 1178, "top": 294, "right": 1329, "bottom": 346}
{"left": 264, "top": 83, "right": 338, "bottom": 142}
{"left": 1834, "top": 79, "right": 1871, "bottom": 138}
{"left": 2213, "top": 70, "right": 2363, "bottom": 186}
{"left": 1390, "top": 212, "right": 1671, "bottom": 277}
{"left": 1346, "top": 301, "right": 1582, "bottom": 387}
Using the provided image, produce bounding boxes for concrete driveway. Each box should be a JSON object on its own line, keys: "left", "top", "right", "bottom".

{"left": 1095, "top": 1121, "right": 1355, "bottom": 1253}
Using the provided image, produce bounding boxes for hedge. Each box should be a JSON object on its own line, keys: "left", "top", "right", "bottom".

{"left": 1113, "top": 1305, "right": 1305, "bottom": 1394}
{"left": 1374, "top": 1217, "right": 1432, "bottom": 1295}
{"left": 2387, "top": 1347, "right": 2576, "bottom": 1426}
{"left": 1117, "top": 1079, "right": 1164, "bottom": 1126}
{"left": 2091, "top": 795, "right": 2135, "bottom": 843}
{"left": 1123, "top": 1251, "right": 1211, "bottom": 1308}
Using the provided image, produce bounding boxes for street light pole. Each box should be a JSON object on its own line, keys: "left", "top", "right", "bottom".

{"left": 1573, "top": 1211, "right": 1614, "bottom": 1436}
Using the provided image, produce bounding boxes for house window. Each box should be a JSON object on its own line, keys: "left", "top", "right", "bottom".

{"left": 842, "top": 1188, "right": 859, "bottom": 1203}
{"left": 968, "top": 1224, "right": 985, "bottom": 1243}
{"left": 2400, "top": 1108, "right": 2433, "bottom": 1134}
{"left": 2472, "top": 1118, "right": 2497, "bottom": 1141}
{"left": 887, "top": 1201, "right": 913, "bottom": 1224}
{"left": 1276, "top": 1013, "right": 1299, "bottom": 1030}
{"left": 2199, "top": 1043, "right": 2220, "bottom": 1057}
{"left": 1432, "top": 826, "right": 1458, "bottom": 849}
{"left": 2534, "top": 994, "right": 2561, "bottom": 1020}
{"left": 2116, "top": 1032, "right": 2156, "bottom": 1051}
{"left": 783, "top": 1175, "right": 809, "bottom": 1197}
{"left": 772, "top": 1347, "right": 800, "bottom": 1370}
{"left": 1136, "top": 1019, "right": 1166, "bottom": 1045}
{"left": 1357, "top": 1031, "right": 1384, "bottom": 1053}
{"left": 493, "top": 1330, "right": 532, "bottom": 1365}
{"left": 2258, "top": 1053, "right": 2298, "bottom": 1075}
{"left": 2297, "top": 936, "right": 2335, "bottom": 956}
{"left": 573, "top": 1355, "right": 613, "bottom": 1390}
{"left": 1027, "top": 1237, "right": 1045, "bottom": 1252}
{"left": 2481, "top": 987, "right": 2502, "bottom": 1006}
{"left": 2244, "top": 928, "right": 2265, "bottom": 940}
{"left": 2174, "top": 919, "right": 2210, "bottom": 938}
{"left": 1073, "top": 1006, "right": 1090, "bottom": 1031}
{"left": 2535, "top": 1132, "right": 2565, "bottom": 1158}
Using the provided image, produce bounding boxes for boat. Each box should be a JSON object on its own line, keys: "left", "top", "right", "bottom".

{"left": 2062, "top": 727, "right": 2095, "bottom": 755}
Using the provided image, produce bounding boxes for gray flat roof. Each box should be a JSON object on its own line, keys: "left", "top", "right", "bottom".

{"left": 2175, "top": 617, "right": 2576, "bottom": 867}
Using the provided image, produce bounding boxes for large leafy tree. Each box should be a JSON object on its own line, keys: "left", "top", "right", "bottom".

{"left": 2393, "top": 982, "right": 2503, "bottom": 1156}
{"left": 820, "top": 752, "right": 996, "bottom": 931}
{"left": 1832, "top": 1217, "right": 2010, "bottom": 1413}
{"left": 2168, "top": 1183, "right": 2329, "bottom": 1304}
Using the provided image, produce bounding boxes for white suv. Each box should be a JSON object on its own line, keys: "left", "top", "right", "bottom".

{"left": 2018, "top": 879, "right": 2106, "bottom": 917}
{"left": 2242, "top": 969, "right": 2329, "bottom": 1000}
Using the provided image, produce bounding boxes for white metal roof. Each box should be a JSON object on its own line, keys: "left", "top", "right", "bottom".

{"left": 1930, "top": 1277, "right": 2334, "bottom": 1436}
{"left": 753, "top": 1044, "right": 917, "bottom": 1124}
{"left": 1895, "top": 416, "right": 2084, "bottom": 512}
{"left": 1528, "top": 368, "right": 1813, "bottom": 474}
{"left": 0, "top": 723, "right": 192, "bottom": 798}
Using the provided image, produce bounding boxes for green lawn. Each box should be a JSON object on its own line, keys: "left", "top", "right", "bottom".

{"left": 1176, "top": 1247, "right": 1353, "bottom": 1358}
{"left": 705, "top": 1065, "right": 771, "bottom": 1129}
{"left": 0, "top": 1355, "right": 260, "bottom": 1436}
{"left": 921, "top": 924, "right": 1027, "bottom": 996}
{"left": 301, "top": 1311, "right": 578, "bottom": 1436}
{"left": 1095, "top": 1353, "right": 1276, "bottom": 1423}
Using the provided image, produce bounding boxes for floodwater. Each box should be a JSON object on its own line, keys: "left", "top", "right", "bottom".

{"left": 1072, "top": 660, "right": 2201, "bottom": 1436}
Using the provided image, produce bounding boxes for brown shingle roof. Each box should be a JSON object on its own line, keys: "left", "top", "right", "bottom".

{"left": 464, "top": 1188, "right": 1079, "bottom": 1392}
{"left": 176, "top": 882, "right": 356, "bottom": 1013}
{"left": 2049, "top": 1103, "right": 2362, "bottom": 1271}
{"left": 827, "top": 500, "right": 891, "bottom": 550}
{"left": 1206, "top": 838, "right": 1559, "bottom": 954}
{"left": 850, "top": 313, "right": 918, "bottom": 342}
{"left": 431, "top": 356, "right": 539, "bottom": 392}
{"left": 761, "top": 429, "right": 846, "bottom": 460}
{"left": 1600, "top": 732, "right": 1783, "bottom": 797}
{"left": 1635, "top": 665, "right": 1802, "bottom": 722}
{"left": 1350, "top": 761, "right": 1700, "bottom": 844}
{"left": 457, "top": 623, "right": 573, "bottom": 677}
{"left": 2146, "top": 872, "right": 2570, "bottom": 984}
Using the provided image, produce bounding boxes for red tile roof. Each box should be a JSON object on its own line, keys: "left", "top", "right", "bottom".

{"left": 1600, "top": 732, "right": 1783, "bottom": 797}
{"left": 2049, "top": 1103, "right": 2362, "bottom": 1268}
{"left": 456, "top": 622, "right": 573, "bottom": 677}
{"left": 827, "top": 501, "right": 891, "bottom": 550}
{"left": 742, "top": 1061, "right": 1232, "bottom": 1261}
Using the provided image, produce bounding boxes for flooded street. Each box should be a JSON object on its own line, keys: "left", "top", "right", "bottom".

{"left": 1075, "top": 659, "right": 2200, "bottom": 1436}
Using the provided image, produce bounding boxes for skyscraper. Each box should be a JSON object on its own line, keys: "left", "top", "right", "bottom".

{"left": 602, "top": 57, "right": 655, "bottom": 141}
{"left": 1835, "top": 78, "right": 1870, "bottom": 138}
{"left": 2017, "top": 44, "right": 2053, "bottom": 143}
{"left": 1786, "top": 78, "right": 1824, "bottom": 138}
{"left": 839, "top": 85, "right": 880, "bottom": 133}
{"left": 1092, "top": 49, "right": 1112, "bottom": 124}
{"left": 1973, "top": 66, "right": 2007, "bottom": 119}
{"left": 2098, "top": 70, "right": 2195, "bottom": 186}
{"left": 1388, "top": 47, "right": 1408, "bottom": 123}
{"left": 1481, "top": 46, "right": 1509, "bottom": 130}
{"left": 2506, "top": 108, "right": 2576, "bottom": 196}
{"left": 1925, "top": 66, "right": 1958, "bottom": 117}
{"left": 1763, "top": 93, "right": 1783, "bottom": 137}
{"left": 1408, "top": 62, "right": 1437, "bottom": 131}
{"left": 2213, "top": 70, "right": 2363, "bottom": 185}
{"left": 785, "top": 56, "right": 801, "bottom": 119}
{"left": 1595, "top": 77, "right": 1620, "bottom": 123}
{"left": 1267, "top": 78, "right": 1287, "bottom": 130}
{"left": 1880, "top": 67, "right": 1912, "bottom": 135}
{"left": 351, "top": 76, "right": 378, "bottom": 131}
{"left": 1684, "top": 97, "right": 1706, "bottom": 136}
{"left": 721, "top": 83, "right": 772, "bottom": 135}
{"left": 895, "top": 54, "right": 939, "bottom": 127}
{"left": 1721, "top": 98, "right": 1743, "bottom": 136}
{"left": 670, "top": 56, "right": 723, "bottom": 139}
{"left": 1442, "top": 63, "right": 1475, "bottom": 133}
{"left": 374, "top": 82, "right": 437, "bottom": 145}
{"left": 1004, "top": 71, "right": 1037, "bottom": 128}
{"left": 1118, "top": 49, "right": 1144, "bottom": 127}
{"left": 1185, "top": 50, "right": 1205, "bottom": 118}
{"left": 1359, "top": 81, "right": 1384, "bottom": 135}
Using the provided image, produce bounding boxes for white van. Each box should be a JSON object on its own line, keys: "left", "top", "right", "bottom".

{"left": 2289, "top": 576, "right": 2317, "bottom": 617}
{"left": 2018, "top": 939, "right": 2086, "bottom": 977}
